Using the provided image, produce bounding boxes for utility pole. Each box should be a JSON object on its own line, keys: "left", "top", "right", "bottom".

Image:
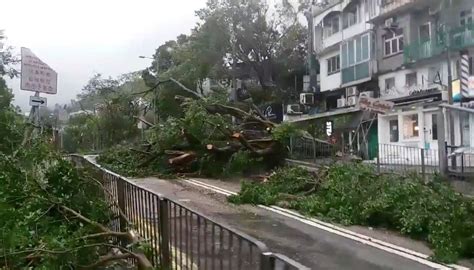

{"left": 154, "top": 55, "right": 160, "bottom": 124}
{"left": 444, "top": 4, "right": 457, "bottom": 167}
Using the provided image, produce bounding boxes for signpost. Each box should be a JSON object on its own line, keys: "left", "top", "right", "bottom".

{"left": 20, "top": 47, "right": 58, "bottom": 136}
{"left": 20, "top": 47, "right": 58, "bottom": 94}
{"left": 29, "top": 96, "right": 47, "bottom": 107}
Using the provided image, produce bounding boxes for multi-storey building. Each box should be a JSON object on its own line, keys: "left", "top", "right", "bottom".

{"left": 288, "top": 0, "right": 381, "bottom": 158}
{"left": 372, "top": 0, "right": 474, "bottom": 159}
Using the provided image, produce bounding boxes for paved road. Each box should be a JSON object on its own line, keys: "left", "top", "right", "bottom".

{"left": 131, "top": 177, "right": 441, "bottom": 270}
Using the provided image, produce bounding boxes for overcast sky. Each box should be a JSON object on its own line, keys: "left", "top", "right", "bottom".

{"left": 1, "top": 0, "right": 207, "bottom": 111}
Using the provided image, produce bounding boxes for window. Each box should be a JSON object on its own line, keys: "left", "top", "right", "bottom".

{"left": 327, "top": 55, "right": 340, "bottom": 75}
{"left": 460, "top": 9, "right": 473, "bottom": 27}
{"left": 428, "top": 66, "right": 442, "bottom": 85}
{"left": 383, "top": 28, "right": 404, "bottom": 56}
{"left": 343, "top": 3, "right": 358, "bottom": 29}
{"left": 406, "top": 72, "right": 417, "bottom": 87}
{"left": 419, "top": 23, "right": 431, "bottom": 41}
{"left": 389, "top": 119, "right": 399, "bottom": 142}
{"left": 432, "top": 114, "right": 438, "bottom": 140}
{"left": 403, "top": 114, "right": 419, "bottom": 139}
{"left": 324, "top": 15, "right": 340, "bottom": 37}
{"left": 341, "top": 34, "right": 371, "bottom": 68}
{"left": 385, "top": 77, "right": 395, "bottom": 90}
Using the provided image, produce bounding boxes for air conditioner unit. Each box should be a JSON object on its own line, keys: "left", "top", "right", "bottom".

{"left": 286, "top": 104, "right": 303, "bottom": 115}
{"left": 346, "top": 86, "right": 359, "bottom": 97}
{"left": 359, "top": 91, "right": 374, "bottom": 98}
{"left": 384, "top": 18, "right": 398, "bottom": 29}
{"left": 300, "top": 93, "right": 314, "bottom": 105}
{"left": 347, "top": 96, "right": 359, "bottom": 106}
{"left": 337, "top": 98, "right": 346, "bottom": 108}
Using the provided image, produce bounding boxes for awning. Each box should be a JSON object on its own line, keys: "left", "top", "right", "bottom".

{"left": 289, "top": 107, "right": 360, "bottom": 123}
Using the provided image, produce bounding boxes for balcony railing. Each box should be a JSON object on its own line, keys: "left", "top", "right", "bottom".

{"left": 451, "top": 24, "right": 474, "bottom": 50}
{"left": 380, "top": 0, "right": 418, "bottom": 16}
{"left": 404, "top": 38, "right": 445, "bottom": 63}
{"left": 404, "top": 23, "right": 474, "bottom": 64}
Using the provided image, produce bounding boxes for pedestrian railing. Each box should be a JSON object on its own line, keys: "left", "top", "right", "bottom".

{"left": 289, "top": 136, "right": 337, "bottom": 162}
{"left": 376, "top": 143, "right": 440, "bottom": 177}
{"left": 446, "top": 145, "right": 474, "bottom": 180}
{"left": 68, "top": 154, "right": 309, "bottom": 270}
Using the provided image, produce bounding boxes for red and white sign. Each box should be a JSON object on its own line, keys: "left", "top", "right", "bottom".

{"left": 20, "top": 47, "right": 58, "bottom": 94}
{"left": 358, "top": 94, "right": 394, "bottom": 114}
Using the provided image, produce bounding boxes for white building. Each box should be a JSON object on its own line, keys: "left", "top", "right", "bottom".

{"left": 288, "top": 0, "right": 381, "bottom": 158}
{"left": 371, "top": 0, "right": 474, "bottom": 165}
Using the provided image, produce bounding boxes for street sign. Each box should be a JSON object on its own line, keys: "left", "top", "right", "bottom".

{"left": 358, "top": 94, "right": 394, "bottom": 114}
{"left": 20, "top": 47, "right": 58, "bottom": 94}
{"left": 29, "top": 96, "right": 47, "bottom": 107}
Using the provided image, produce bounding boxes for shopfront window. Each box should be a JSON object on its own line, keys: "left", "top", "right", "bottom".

{"left": 461, "top": 112, "right": 470, "bottom": 146}
{"left": 406, "top": 72, "right": 417, "bottom": 87}
{"left": 403, "top": 114, "right": 419, "bottom": 139}
{"left": 389, "top": 119, "right": 399, "bottom": 142}
{"left": 432, "top": 114, "right": 438, "bottom": 140}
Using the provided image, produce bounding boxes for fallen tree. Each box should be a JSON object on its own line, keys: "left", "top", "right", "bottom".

{"left": 229, "top": 164, "right": 474, "bottom": 263}
{"left": 0, "top": 140, "right": 153, "bottom": 269}
{"left": 98, "top": 78, "right": 300, "bottom": 177}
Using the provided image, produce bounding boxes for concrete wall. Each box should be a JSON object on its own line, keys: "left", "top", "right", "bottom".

{"left": 378, "top": 63, "right": 447, "bottom": 100}
{"left": 320, "top": 49, "right": 342, "bottom": 91}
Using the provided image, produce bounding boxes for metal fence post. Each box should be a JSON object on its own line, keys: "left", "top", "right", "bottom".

{"left": 312, "top": 138, "right": 317, "bottom": 163}
{"left": 289, "top": 136, "right": 293, "bottom": 159}
{"left": 420, "top": 148, "right": 426, "bottom": 180}
{"left": 159, "top": 198, "right": 171, "bottom": 269}
{"left": 376, "top": 145, "right": 381, "bottom": 174}
{"left": 260, "top": 252, "right": 275, "bottom": 270}
{"left": 116, "top": 178, "right": 127, "bottom": 239}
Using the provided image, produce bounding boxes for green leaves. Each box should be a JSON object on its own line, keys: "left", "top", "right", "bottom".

{"left": 0, "top": 142, "right": 111, "bottom": 268}
{"left": 230, "top": 164, "right": 474, "bottom": 263}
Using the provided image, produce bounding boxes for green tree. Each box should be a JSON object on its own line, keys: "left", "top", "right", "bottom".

{"left": 143, "top": 0, "right": 309, "bottom": 117}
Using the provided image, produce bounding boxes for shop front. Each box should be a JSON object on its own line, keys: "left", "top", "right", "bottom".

{"left": 378, "top": 99, "right": 441, "bottom": 165}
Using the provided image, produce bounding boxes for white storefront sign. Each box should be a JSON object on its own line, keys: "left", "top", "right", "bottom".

{"left": 20, "top": 47, "right": 58, "bottom": 94}
{"left": 358, "top": 94, "right": 394, "bottom": 114}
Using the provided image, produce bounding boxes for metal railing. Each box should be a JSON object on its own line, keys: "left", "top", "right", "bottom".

{"left": 69, "top": 155, "right": 309, "bottom": 270}
{"left": 446, "top": 145, "right": 474, "bottom": 180}
{"left": 404, "top": 23, "right": 474, "bottom": 64}
{"left": 376, "top": 143, "right": 440, "bottom": 178}
{"left": 289, "top": 136, "right": 337, "bottom": 162}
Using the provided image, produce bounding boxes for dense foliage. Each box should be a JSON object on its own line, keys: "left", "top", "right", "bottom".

{"left": 229, "top": 164, "right": 474, "bottom": 262}
{"left": 63, "top": 73, "right": 145, "bottom": 153}
{"left": 0, "top": 142, "right": 113, "bottom": 268}
{"left": 97, "top": 95, "right": 298, "bottom": 177}
{"left": 0, "top": 35, "right": 151, "bottom": 269}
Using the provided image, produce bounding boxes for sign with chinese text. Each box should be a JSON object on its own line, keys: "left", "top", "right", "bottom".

{"left": 358, "top": 94, "right": 394, "bottom": 114}
{"left": 20, "top": 47, "right": 58, "bottom": 94}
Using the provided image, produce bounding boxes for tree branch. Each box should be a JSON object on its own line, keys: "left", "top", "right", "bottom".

{"left": 79, "top": 253, "right": 134, "bottom": 269}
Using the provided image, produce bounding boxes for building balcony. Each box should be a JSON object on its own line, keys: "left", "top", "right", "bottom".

{"left": 404, "top": 23, "right": 474, "bottom": 64}
{"left": 341, "top": 61, "right": 371, "bottom": 86}
{"left": 374, "top": 0, "right": 435, "bottom": 21}
{"left": 403, "top": 39, "right": 445, "bottom": 63}
{"left": 451, "top": 24, "right": 474, "bottom": 50}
